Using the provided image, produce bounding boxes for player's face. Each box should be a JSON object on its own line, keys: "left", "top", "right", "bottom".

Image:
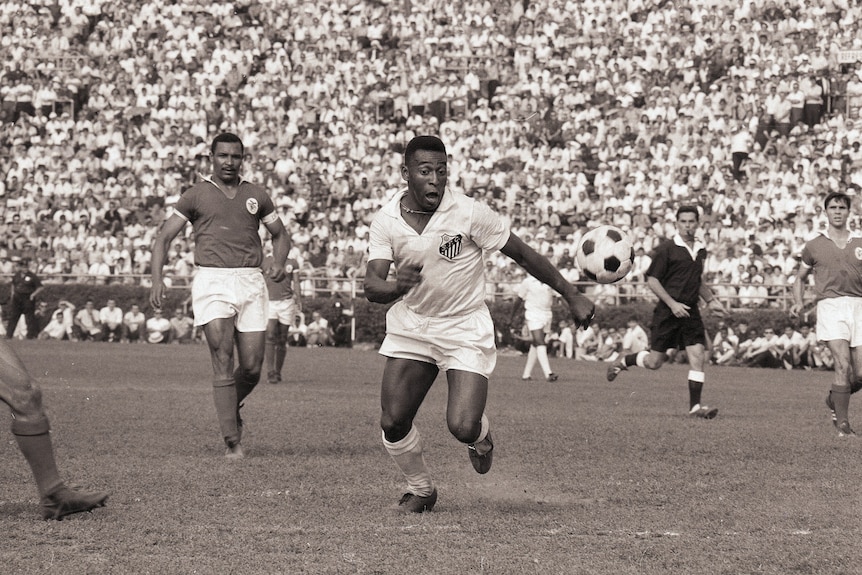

{"left": 676, "top": 211, "right": 699, "bottom": 241}
{"left": 211, "top": 142, "right": 244, "bottom": 185}
{"left": 402, "top": 150, "right": 447, "bottom": 211}
{"left": 825, "top": 199, "right": 849, "bottom": 229}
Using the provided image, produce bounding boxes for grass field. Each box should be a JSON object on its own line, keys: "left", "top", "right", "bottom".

{"left": 1, "top": 340, "right": 861, "bottom": 574}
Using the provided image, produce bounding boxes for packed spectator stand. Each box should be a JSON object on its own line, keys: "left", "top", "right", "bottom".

{"left": 2, "top": 0, "right": 862, "bottom": 312}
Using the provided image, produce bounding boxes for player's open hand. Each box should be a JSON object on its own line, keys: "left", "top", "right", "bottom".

{"left": 669, "top": 301, "right": 690, "bottom": 318}
{"left": 149, "top": 281, "right": 165, "bottom": 311}
{"left": 395, "top": 263, "right": 423, "bottom": 296}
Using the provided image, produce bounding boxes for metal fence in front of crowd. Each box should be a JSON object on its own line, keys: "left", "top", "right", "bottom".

{"left": 11, "top": 273, "right": 800, "bottom": 312}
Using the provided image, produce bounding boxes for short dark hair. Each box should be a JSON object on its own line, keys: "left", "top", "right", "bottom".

{"left": 824, "top": 191, "right": 851, "bottom": 210}
{"left": 211, "top": 132, "right": 244, "bottom": 155}
{"left": 404, "top": 135, "right": 446, "bottom": 164}
{"left": 676, "top": 205, "right": 700, "bottom": 221}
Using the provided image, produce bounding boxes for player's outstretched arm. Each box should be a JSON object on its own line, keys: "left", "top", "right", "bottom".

{"left": 500, "top": 232, "right": 594, "bottom": 328}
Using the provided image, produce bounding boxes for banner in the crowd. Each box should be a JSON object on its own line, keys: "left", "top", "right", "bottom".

{"left": 838, "top": 50, "right": 862, "bottom": 64}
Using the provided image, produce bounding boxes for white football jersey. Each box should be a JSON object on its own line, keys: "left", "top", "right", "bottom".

{"left": 368, "top": 190, "right": 510, "bottom": 317}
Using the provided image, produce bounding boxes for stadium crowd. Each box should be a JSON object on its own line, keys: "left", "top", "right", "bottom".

{"left": 1, "top": 0, "right": 862, "bottom": 311}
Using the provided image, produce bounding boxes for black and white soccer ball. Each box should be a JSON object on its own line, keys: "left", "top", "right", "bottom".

{"left": 576, "top": 225, "right": 635, "bottom": 284}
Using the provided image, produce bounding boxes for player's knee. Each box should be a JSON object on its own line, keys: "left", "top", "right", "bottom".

{"left": 9, "top": 383, "right": 46, "bottom": 420}
{"left": 447, "top": 417, "right": 481, "bottom": 444}
{"left": 380, "top": 415, "right": 411, "bottom": 441}
{"left": 234, "top": 365, "right": 261, "bottom": 385}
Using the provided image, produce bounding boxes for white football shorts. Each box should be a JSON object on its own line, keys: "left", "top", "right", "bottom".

{"left": 191, "top": 266, "right": 268, "bottom": 332}
{"left": 379, "top": 301, "right": 497, "bottom": 377}
{"left": 816, "top": 296, "right": 862, "bottom": 347}
{"left": 268, "top": 298, "right": 298, "bottom": 325}
{"left": 524, "top": 309, "right": 553, "bottom": 332}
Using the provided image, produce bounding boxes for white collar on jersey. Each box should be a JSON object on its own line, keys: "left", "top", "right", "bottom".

{"left": 199, "top": 173, "right": 251, "bottom": 187}
{"left": 820, "top": 228, "right": 862, "bottom": 242}
{"left": 673, "top": 233, "right": 706, "bottom": 260}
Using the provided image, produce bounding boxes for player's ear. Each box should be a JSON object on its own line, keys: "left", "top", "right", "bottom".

{"left": 400, "top": 164, "right": 409, "bottom": 182}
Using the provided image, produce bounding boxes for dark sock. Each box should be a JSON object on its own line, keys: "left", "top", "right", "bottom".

{"left": 623, "top": 353, "right": 638, "bottom": 368}
{"left": 688, "top": 380, "right": 704, "bottom": 409}
{"left": 212, "top": 379, "right": 239, "bottom": 445}
{"left": 833, "top": 388, "right": 851, "bottom": 425}
{"left": 12, "top": 419, "right": 63, "bottom": 497}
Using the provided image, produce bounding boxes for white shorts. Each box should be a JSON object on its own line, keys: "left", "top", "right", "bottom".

{"left": 817, "top": 297, "right": 862, "bottom": 347}
{"left": 268, "top": 298, "right": 298, "bottom": 325}
{"left": 191, "top": 267, "right": 268, "bottom": 332}
{"left": 379, "top": 301, "right": 497, "bottom": 377}
{"left": 524, "top": 309, "right": 553, "bottom": 332}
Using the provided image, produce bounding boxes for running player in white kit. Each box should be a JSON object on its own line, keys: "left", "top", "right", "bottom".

{"left": 364, "top": 136, "right": 595, "bottom": 512}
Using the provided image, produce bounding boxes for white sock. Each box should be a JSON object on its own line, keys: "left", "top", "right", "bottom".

{"left": 523, "top": 346, "right": 537, "bottom": 378}
{"left": 536, "top": 345, "right": 552, "bottom": 377}
{"left": 470, "top": 414, "right": 491, "bottom": 455}
{"left": 382, "top": 426, "right": 433, "bottom": 496}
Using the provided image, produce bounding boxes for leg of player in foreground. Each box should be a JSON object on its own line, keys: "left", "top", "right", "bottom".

{"left": 264, "top": 318, "right": 288, "bottom": 384}
{"left": 381, "top": 358, "right": 492, "bottom": 513}
{"left": 0, "top": 341, "right": 108, "bottom": 519}
{"left": 822, "top": 340, "right": 862, "bottom": 436}
{"left": 203, "top": 317, "right": 266, "bottom": 458}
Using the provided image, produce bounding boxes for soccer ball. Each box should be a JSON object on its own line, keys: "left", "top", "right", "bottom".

{"left": 576, "top": 225, "right": 635, "bottom": 284}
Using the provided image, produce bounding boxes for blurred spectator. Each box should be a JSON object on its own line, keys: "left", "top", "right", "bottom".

{"left": 169, "top": 307, "right": 195, "bottom": 344}
{"left": 99, "top": 299, "right": 123, "bottom": 342}
{"left": 123, "top": 304, "right": 146, "bottom": 343}
{"left": 73, "top": 300, "right": 102, "bottom": 341}
{"left": 38, "top": 300, "right": 75, "bottom": 341}
{"left": 146, "top": 310, "right": 171, "bottom": 344}
{"left": 306, "top": 311, "right": 331, "bottom": 347}
{"left": 287, "top": 313, "right": 308, "bottom": 347}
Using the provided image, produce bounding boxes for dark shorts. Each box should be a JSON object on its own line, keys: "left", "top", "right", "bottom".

{"left": 650, "top": 306, "right": 706, "bottom": 352}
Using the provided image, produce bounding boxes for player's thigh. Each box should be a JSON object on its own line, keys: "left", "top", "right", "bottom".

{"left": 445, "top": 369, "right": 488, "bottom": 438}
{"left": 380, "top": 357, "right": 439, "bottom": 426}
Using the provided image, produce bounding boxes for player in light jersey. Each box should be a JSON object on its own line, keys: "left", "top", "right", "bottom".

{"left": 150, "top": 133, "right": 291, "bottom": 458}
{"left": 263, "top": 252, "right": 301, "bottom": 384}
{"left": 791, "top": 192, "right": 862, "bottom": 437}
{"left": 511, "top": 274, "right": 559, "bottom": 382}
{"left": 363, "top": 136, "right": 595, "bottom": 513}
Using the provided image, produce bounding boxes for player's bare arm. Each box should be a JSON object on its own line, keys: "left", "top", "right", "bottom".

{"left": 264, "top": 218, "right": 291, "bottom": 283}
{"left": 500, "top": 232, "right": 594, "bottom": 328}
{"left": 363, "top": 259, "right": 422, "bottom": 304}
{"left": 700, "top": 282, "right": 727, "bottom": 318}
{"left": 789, "top": 265, "right": 811, "bottom": 319}
{"left": 149, "top": 214, "right": 188, "bottom": 310}
{"left": 646, "top": 275, "right": 690, "bottom": 317}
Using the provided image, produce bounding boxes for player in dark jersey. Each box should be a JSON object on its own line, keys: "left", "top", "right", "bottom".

{"left": 791, "top": 192, "right": 862, "bottom": 437}
{"left": 606, "top": 205, "right": 727, "bottom": 418}
{"left": 263, "top": 252, "right": 301, "bottom": 384}
{"left": 150, "top": 133, "right": 291, "bottom": 458}
{"left": 0, "top": 339, "right": 108, "bottom": 518}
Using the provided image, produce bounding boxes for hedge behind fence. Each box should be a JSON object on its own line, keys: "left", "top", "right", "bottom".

{"left": 3, "top": 284, "right": 796, "bottom": 346}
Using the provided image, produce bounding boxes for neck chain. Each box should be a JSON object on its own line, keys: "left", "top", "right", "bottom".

{"left": 400, "top": 202, "right": 434, "bottom": 215}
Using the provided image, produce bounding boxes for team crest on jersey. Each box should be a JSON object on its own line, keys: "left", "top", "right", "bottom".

{"left": 439, "top": 234, "right": 462, "bottom": 260}
{"left": 856, "top": 246, "right": 862, "bottom": 260}
{"left": 246, "top": 198, "right": 259, "bottom": 214}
